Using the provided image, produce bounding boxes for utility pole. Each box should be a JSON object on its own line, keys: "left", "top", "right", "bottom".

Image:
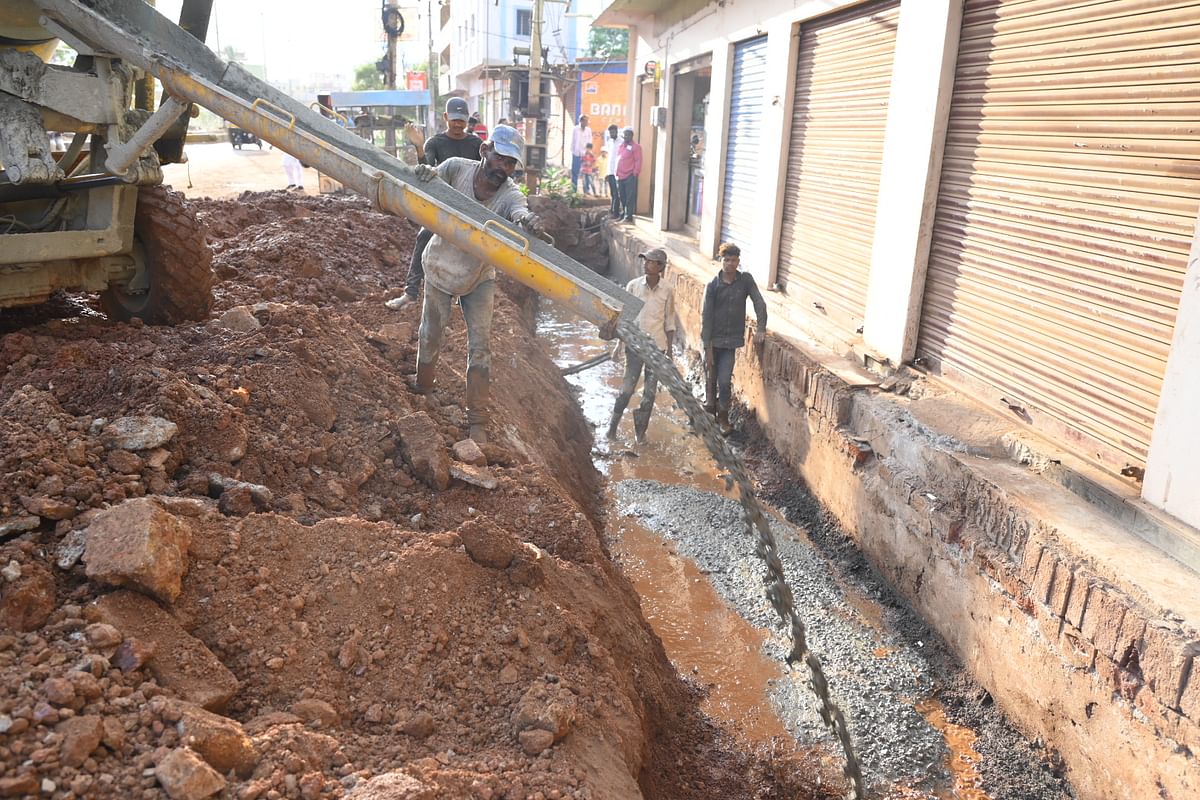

{"left": 385, "top": 0, "right": 400, "bottom": 90}
{"left": 525, "top": 0, "right": 545, "bottom": 192}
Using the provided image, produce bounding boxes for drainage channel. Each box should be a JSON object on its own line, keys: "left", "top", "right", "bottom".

{"left": 538, "top": 301, "right": 1072, "bottom": 800}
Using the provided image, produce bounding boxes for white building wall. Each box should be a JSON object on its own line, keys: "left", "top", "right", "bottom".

{"left": 1144, "top": 224, "right": 1200, "bottom": 529}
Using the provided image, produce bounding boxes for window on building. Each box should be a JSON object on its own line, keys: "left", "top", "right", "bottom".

{"left": 516, "top": 8, "right": 531, "bottom": 37}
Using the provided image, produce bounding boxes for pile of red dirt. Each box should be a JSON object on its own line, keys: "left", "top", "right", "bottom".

{"left": 0, "top": 191, "right": 832, "bottom": 799}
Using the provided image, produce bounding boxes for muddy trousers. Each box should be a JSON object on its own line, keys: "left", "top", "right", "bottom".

{"left": 704, "top": 346, "right": 737, "bottom": 413}
{"left": 610, "top": 350, "right": 658, "bottom": 436}
{"left": 404, "top": 227, "right": 435, "bottom": 299}
{"left": 417, "top": 279, "right": 495, "bottom": 436}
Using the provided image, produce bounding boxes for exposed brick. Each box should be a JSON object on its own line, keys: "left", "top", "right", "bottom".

{"left": 1017, "top": 541, "right": 1045, "bottom": 589}
{"left": 1048, "top": 562, "right": 1075, "bottom": 619}
{"left": 1116, "top": 611, "right": 1149, "bottom": 666}
{"left": 1140, "top": 624, "right": 1196, "bottom": 711}
{"left": 1161, "top": 703, "right": 1200, "bottom": 755}
{"left": 1060, "top": 626, "right": 1097, "bottom": 672}
{"left": 1079, "top": 585, "right": 1128, "bottom": 658}
{"left": 1033, "top": 555, "right": 1058, "bottom": 607}
{"left": 1063, "top": 576, "right": 1093, "bottom": 629}
{"left": 1179, "top": 656, "right": 1200, "bottom": 723}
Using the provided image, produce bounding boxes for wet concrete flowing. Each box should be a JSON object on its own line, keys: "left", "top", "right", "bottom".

{"left": 538, "top": 302, "right": 1074, "bottom": 800}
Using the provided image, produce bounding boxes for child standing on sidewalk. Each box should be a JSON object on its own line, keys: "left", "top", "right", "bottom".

{"left": 581, "top": 143, "right": 598, "bottom": 195}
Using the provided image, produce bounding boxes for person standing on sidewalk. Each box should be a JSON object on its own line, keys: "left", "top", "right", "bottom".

{"left": 570, "top": 114, "right": 591, "bottom": 190}
{"left": 614, "top": 127, "right": 643, "bottom": 223}
{"left": 387, "top": 98, "right": 484, "bottom": 311}
{"left": 409, "top": 126, "right": 544, "bottom": 444}
{"left": 701, "top": 242, "right": 767, "bottom": 435}
{"left": 606, "top": 248, "right": 676, "bottom": 444}
{"left": 601, "top": 124, "right": 621, "bottom": 216}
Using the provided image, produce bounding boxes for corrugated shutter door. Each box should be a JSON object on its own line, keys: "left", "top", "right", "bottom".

{"left": 776, "top": 0, "right": 901, "bottom": 337}
{"left": 720, "top": 35, "right": 769, "bottom": 265}
{"left": 917, "top": 0, "right": 1200, "bottom": 472}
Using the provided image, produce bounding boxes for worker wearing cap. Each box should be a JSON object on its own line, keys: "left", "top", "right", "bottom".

{"left": 388, "top": 98, "right": 484, "bottom": 311}
{"left": 702, "top": 242, "right": 767, "bottom": 435}
{"left": 606, "top": 248, "right": 675, "bottom": 444}
{"left": 409, "top": 125, "right": 544, "bottom": 444}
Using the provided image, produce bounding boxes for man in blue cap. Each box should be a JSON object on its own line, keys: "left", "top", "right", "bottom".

{"left": 387, "top": 97, "right": 484, "bottom": 311}
{"left": 409, "top": 125, "right": 545, "bottom": 444}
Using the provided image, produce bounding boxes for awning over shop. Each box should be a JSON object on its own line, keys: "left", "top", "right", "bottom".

{"left": 328, "top": 90, "right": 431, "bottom": 108}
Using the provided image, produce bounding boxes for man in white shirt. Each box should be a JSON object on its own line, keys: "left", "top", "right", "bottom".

{"left": 570, "top": 114, "right": 591, "bottom": 191}
{"left": 600, "top": 124, "right": 620, "bottom": 217}
{"left": 411, "top": 125, "right": 544, "bottom": 444}
{"left": 606, "top": 248, "right": 676, "bottom": 443}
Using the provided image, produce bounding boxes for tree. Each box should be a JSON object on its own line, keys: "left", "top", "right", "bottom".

{"left": 353, "top": 61, "right": 385, "bottom": 91}
{"left": 220, "top": 45, "right": 246, "bottom": 63}
{"left": 586, "top": 27, "right": 628, "bottom": 59}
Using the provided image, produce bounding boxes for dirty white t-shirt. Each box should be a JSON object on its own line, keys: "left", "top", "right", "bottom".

{"left": 422, "top": 157, "right": 530, "bottom": 296}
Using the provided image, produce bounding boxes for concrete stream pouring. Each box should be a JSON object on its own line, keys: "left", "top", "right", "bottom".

{"left": 538, "top": 303, "right": 1073, "bottom": 800}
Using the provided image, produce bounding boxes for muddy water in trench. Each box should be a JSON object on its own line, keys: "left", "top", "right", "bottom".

{"left": 538, "top": 303, "right": 997, "bottom": 799}
{"left": 538, "top": 306, "right": 788, "bottom": 743}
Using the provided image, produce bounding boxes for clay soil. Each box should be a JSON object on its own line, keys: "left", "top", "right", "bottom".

{"left": 0, "top": 191, "right": 835, "bottom": 799}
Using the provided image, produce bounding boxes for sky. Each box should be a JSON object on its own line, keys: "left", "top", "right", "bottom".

{"left": 154, "top": 1, "right": 428, "bottom": 83}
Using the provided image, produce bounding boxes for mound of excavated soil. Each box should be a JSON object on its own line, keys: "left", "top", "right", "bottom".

{"left": 0, "top": 191, "right": 832, "bottom": 799}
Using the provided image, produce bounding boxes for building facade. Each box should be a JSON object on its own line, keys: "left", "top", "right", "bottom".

{"left": 430, "top": 0, "right": 597, "bottom": 160}
{"left": 600, "top": 0, "right": 1200, "bottom": 532}
{"left": 596, "top": 1, "right": 1200, "bottom": 797}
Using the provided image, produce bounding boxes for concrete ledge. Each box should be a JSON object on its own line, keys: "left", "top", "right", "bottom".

{"left": 604, "top": 219, "right": 1200, "bottom": 799}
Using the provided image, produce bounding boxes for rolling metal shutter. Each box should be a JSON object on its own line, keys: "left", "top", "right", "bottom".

{"left": 917, "top": 0, "right": 1200, "bottom": 472}
{"left": 720, "top": 35, "right": 769, "bottom": 265}
{"left": 775, "top": 0, "right": 901, "bottom": 337}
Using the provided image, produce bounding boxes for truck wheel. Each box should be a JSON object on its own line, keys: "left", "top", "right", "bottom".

{"left": 100, "top": 185, "right": 214, "bottom": 324}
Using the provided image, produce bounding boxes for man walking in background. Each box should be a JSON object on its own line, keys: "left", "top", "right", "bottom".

{"left": 614, "top": 126, "right": 642, "bottom": 223}
{"left": 387, "top": 98, "right": 483, "bottom": 311}
{"left": 607, "top": 248, "right": 675, "bottom": 444}
{"left": 601, "top": 124, "right": 621, "bottom": 216}
{"left": 701, "top": 242, "right": 767, "bottom": 435}
{"left": 570, "top": 114, "right": 591, "bottom": 190}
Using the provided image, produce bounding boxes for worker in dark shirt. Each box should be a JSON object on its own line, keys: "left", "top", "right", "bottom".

{"left": 701, "top": 242, "right": 767, "bottom": 434}
{"left": 386, "top": 97, "right": 484, "bottom": 310}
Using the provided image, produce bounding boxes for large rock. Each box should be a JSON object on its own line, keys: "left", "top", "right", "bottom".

{"left": 87, "top": 591, "right": 238, "bottom": 713}
{"left": 102, "top": 416, "right": 178, "bottom": 451}
{"left": 0, "top": 562, "right": 55, "bottom": 631}
{"left": 58, "top": 715, "right": 104, "bottom": 767}
{"left": 155, "top": 748, "right": 226, "bottom": 800}
{"left": 214, "top": 306, "right": 262, "bottom": 333}
{"left": 171, "top": 700, "right": 257, "bottom": 777}
{"left": 457, "top": 518, "right": 520, "bottom": 570}
{"left": 347, "top": 771, "right": 436, "bottom": 800}
{"left": 512, "top": 678, "right": 577, "bottom": 744}
{"left": 84, "top": 498, "right": 191, "bottom": 603}
{"left": 395, "top": 412, "right": 449, "bottom": 491}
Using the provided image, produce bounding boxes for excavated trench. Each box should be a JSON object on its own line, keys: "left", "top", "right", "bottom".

{"left": 0, "top": 182, "right": 1076, "bottom": 800}
{"left": 537, "top": 263, "right": 1078, "bottom": 800}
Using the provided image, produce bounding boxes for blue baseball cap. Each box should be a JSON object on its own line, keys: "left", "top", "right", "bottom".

{"left": 488, "top": 125, "right": 525, "bottom": 167}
